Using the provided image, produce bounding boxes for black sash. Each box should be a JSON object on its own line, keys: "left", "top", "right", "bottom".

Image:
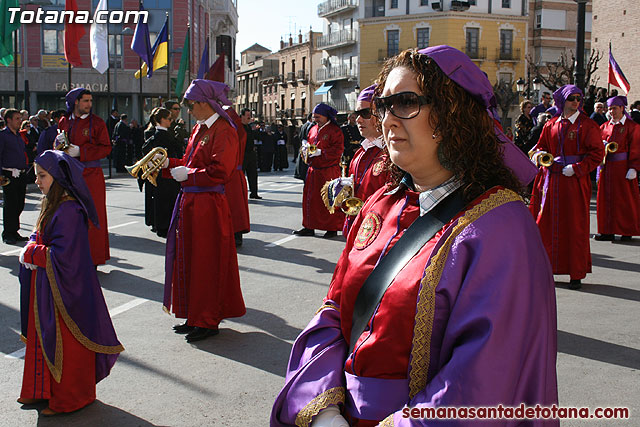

{"left": 349, "top": 189, "right": 466, "bottom": 355}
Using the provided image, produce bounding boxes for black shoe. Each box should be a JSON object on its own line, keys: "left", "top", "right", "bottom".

{"left": 569, "top": 279, "right": 582, "bottom": 290}
{"left": 173, "top": 322, "right": 195, "bottom": 334}
{"left": 157, "top": 230, "right": 168, "bottom": 238}
{"left": 620, "top": 235, "right": 632, "bottom": 242}
{"left": 594, "top": 234, "right": 614, "bottom": 241}
{"left": 293, "top": 228, "right": 315, "bottom": 236}
{"left": 185, "top": 327, "right": 219, "bottom": 343}
{"left": 14, "top": 233, "right": 28, "bottom": 242}
{"left": 235, "top": 233, "right": 243, "bottom": 247}
{"left": 322, "top": 231, "right": 338, "bottom": 239}
{"left": 249, "top": 193, "right": 263, "bottom": 200}
{"left": 3, "top": 236, "right": 17, "bottom": 245}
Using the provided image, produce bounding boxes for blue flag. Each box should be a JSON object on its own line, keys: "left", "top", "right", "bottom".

{"left": 130, "top": 4, "right": 153, "bottom": 78}
{"left": 197, "top": 38, "right": 209, "bottom": 79}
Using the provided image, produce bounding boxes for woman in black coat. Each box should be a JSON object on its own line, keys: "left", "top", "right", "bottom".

{"left": 142, "top": 108, "right": 183, "bottom": 238}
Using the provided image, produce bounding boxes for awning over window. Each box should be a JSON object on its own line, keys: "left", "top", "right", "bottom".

{"left": 314, "top": 83, "right": 333, "bottom": 95}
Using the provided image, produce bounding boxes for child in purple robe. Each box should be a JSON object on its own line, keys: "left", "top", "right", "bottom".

{"left": 17, "top": 150, "right": 123, "bottom": 416}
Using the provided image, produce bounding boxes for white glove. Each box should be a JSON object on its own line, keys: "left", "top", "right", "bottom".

{"left": 19, "top": 244, "right": 37, "bottom": 270}
{"left": 55, "top": 132, "right": 67, "bottom": 148}
{"left": 9, "top": 168, "right": 21, "bottom": 178}
{"left": 309, "top": 148, "right": 322, "bottom": 158}
{"left": 170, "top": 166, "right": 189, "bottom": 182}
{"left": 340, "top": 175, "right": 354, "bottom": 187}
{"left": 147, "top": 152, "right": 169, "bottom": 170}
{"left": 66, "top": 144, "right": 81, "bottom": 158}
{"left": 626, "top": 168, "right": 637, "bottom": 180}
{"left": 311, "top": 406, "right": 349, "bottom": 427}
{"left": 562, "top": 165, "right": 575, "bottom": 177}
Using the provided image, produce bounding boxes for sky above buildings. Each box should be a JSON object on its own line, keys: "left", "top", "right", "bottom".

{"left": 236, "top": 0, "right": 324, "bottom": 57}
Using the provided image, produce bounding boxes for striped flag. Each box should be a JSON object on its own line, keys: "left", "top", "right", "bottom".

{"left": 608, "top": 46, "right": 630, "bottom": 95}
{"left": 90, "top": 0, "right": 109, "bottom": 74}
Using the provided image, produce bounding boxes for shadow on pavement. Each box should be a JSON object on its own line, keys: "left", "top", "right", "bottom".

{"left": 591, "top": 253, "right": 640, "bottom": 273}
{"left": 107, "top": 234, "right": 166, "bottom": 258}
{"left": 34, "top": 400, "right": 159, "bottom": 427}
{"left": 556, "top": 281, "right": 640, "bottom": 302}
{"left": 238, "top": 265, "right": 331, "bottom": 288}
{"left": 238, "top": 238, "right": 338, "bottom": 274}
{"left": 558, "top": 330, "right": 640, "bottom": 370}
{"left": 0, "top": 301, "right": 22, "bottom": 355}
{"left": 99, "top": 269, "right": 163, "bottom": 303}
{"left": 193, "top": 329, "right": 291, "bottom": 378}
{"left": 230, "top": 307, "right": 302, "bottom": 341}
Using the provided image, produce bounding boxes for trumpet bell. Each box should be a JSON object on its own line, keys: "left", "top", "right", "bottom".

{"left": 606, "top": 141, "right": 618, "bottom": 154}
{"left": 341, "top": 196, "right": 364, "bottom": 216}
{"left": 538, "top": 152, "right": 554, "bottom": 168}
{"left": 125, "top": 147, "right": 168, "bottom": 187}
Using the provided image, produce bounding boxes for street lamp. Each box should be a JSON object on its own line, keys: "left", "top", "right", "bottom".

{"left": 516, "top": 76, "right": 543, "bottom": 100}
{"left": 574, "top": 0, "right": 588, "bottom": 91}
{"left": 516, "top": 78, "right": 526, "bottom": 94}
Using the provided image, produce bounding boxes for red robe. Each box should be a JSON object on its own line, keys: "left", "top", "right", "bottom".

{"left": 164, "top": 116, "right": 245, "bottom": 328}
{"left": 344, "top": 139, "right": 388, "bottom": 235}
{"left": 58, "top": 114, "right": 111, "bottom": 265}
{"left": 530, "top": 112, "right": 604, "bottom": 279}
{"left": 597, "top": 117, "right": 640, "bottom": 236}
{"left": 303, "top": 122, "right": 345, "bottom": 231}
{"left": 225, "top": 108, "right": 250, "bottom": 234}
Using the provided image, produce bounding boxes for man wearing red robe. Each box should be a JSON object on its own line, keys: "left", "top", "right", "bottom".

{"left": 223, "top": 106, "right": 250, "bottom": 247}
{"left": 57, "top": 88, "right": 111, "bottom": 266}
{"left": 595, "top": 96, "right": 640, "bottom": 241}
{"left": 161, "top": 79, "right": 245, "bottom": 343}
{"left": 530, "top": 85, "right": 604, "bottom": 289}
{"left": 294, "top": 103, "right": 345, "bottom": 238}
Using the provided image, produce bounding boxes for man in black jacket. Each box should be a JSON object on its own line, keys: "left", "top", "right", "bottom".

{"left": 240, "top": 108, "right": 261, "bottom": 199}
{"left": 112, "top": 114, "right": 131, "bottom": 172}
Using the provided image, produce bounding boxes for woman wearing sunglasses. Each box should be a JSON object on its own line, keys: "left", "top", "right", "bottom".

{"left": 272, "top": 46, "right": 558, "bottom": 426}
{"left": 529, "top": 85, "right": 604, "bottom": 290}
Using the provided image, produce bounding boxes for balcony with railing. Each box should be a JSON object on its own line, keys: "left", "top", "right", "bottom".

{"left": 295, "top": 108, "right": 306, "bottom": 118}
{"left": 296, "top": 70, "right": 308, "bottom": 82}
{"left": 318, "top": 0, "right": 358, "bottom": 17}
{"left": 326, "top": 98, "right": 357, "bottom": 114}
{"left": 462, "top": 46, "right": 487, "bottom": 61}
{"left": 495, "top": 48, "right": 521, "bottom": 62}
{"left": 286, "top": 72, "right": 297, "bottom": 83}
{"left": 317, "top": 29, "right": 358, "bottom": 50}
{"left": 316, "top": 65, "right": 358, "bottom": 82}
{"left": 278, "top": 74, "right": 287, "bottom": 86}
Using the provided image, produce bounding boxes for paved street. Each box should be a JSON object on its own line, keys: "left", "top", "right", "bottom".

{"left": 0, "top": 166, "right": 638, "bottom": 426}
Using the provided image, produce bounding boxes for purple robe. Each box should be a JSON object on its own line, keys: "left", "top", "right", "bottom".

{"left": 271, "top": 186, "right": 558, "bottom": 426}
{"left": 19, "top": 200, "right": 123, "bottom": 383}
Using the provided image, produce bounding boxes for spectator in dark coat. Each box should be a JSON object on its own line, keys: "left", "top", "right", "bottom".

{"left": 590, "top": 102, "right": 608, "bottom": 126}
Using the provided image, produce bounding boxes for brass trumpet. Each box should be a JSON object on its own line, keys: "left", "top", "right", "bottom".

{"left": 55, "top": 130, "right": 71, "bottom": 151}
{"left": 125, "top": 147, "right": 168, "bottom": 186}
{"left": 303, "top": 144, "right": 318, "bottom": 164}
{"left": 0, "top": 176, "right": 9, "bottom": 186}
{"left": 602, "top": 141, "right": 619, "bottom": 165}
{"left": 529, "top": 149, "right": 554, "bottom": 167}
{"left": 339, "top": 156, "right": 364, "bottom": 216}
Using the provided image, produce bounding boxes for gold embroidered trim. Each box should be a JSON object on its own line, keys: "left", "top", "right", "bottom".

{"left": 45, "top": 249, "right": 125, "bottom": 356}
{"left": 379, "top": 414, "right": 395, "bottom": 426}
{"left": 408, "top": 189, "right": 522, "bottom": 398}
{"left": 33, "top": 268, "right": 64, "bottom": 383}
{"left": 315, "top": 302, "right": 340, "bottom": 315}
{"left": 295, "top": 387, "right": 346, "bottom": 427}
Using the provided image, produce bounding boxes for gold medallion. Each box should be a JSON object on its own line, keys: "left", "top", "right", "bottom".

{"left": 354, "top": 211, "right": 382, "bottom": 250}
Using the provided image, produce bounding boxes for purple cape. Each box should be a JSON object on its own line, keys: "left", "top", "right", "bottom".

{"left": 417, "top": 45, "right": 538, "bottom": 186}
{"left": 19, "top": 201, "right": 122, "bottom": 383}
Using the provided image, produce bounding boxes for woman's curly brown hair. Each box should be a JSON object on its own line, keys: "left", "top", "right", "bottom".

{"left": 374, "top": 49, "right": 525, "bottom": 202}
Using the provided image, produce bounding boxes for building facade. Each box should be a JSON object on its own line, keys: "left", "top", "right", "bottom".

{"left": 359, "top": 0, "right": 528, "bottom": 100}
{"left": 235, "top": 43, "right": 277, "bottom": 119}
{"left": 263, "top": 31, "right": 323, "bottom": 127}
{"left": 591, "top": 1, "right": 638, "bottom": 100}
{"left": 527, "top": 0, "right": 592, "bottom": 100}
{"left": 0, "top": 0, "right": 238, "bottom": 123}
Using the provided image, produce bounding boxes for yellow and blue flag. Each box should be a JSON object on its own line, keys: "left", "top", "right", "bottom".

{"left": 135, "top": 15, "right": 168, "bottom": 79}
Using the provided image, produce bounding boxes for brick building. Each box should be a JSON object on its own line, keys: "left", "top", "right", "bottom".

{"left": 0, "top": 0, "right": 238, "bottom": 123}
{"left": 591, "top": 1, "right": 639, "bottom": 101}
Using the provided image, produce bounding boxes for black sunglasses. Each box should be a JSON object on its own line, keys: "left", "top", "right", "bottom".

{"left": 354, "top": 108, "right": 372, "bottom": 119}
{"left": 566, "top": 95, "right": 582, "bottom": 102}
{"left": 182, "top": 100, "right": 196, "bottom": 111}
{"left": 171, "top": 106, "right": 181, "bottom": 111}
{"left": 373, "top": 91, "right": 431, "bottom": 120}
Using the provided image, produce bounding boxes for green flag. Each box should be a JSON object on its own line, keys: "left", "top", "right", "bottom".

{"left": 175, "top": 29, "right": 190, "bottom": 98}
{"left": 0, "top": 0, "right": 20, "bottom": 67}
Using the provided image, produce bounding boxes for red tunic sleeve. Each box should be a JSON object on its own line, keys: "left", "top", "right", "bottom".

{"left": 572, "top": 115, "right": 605, "bottom": 178}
